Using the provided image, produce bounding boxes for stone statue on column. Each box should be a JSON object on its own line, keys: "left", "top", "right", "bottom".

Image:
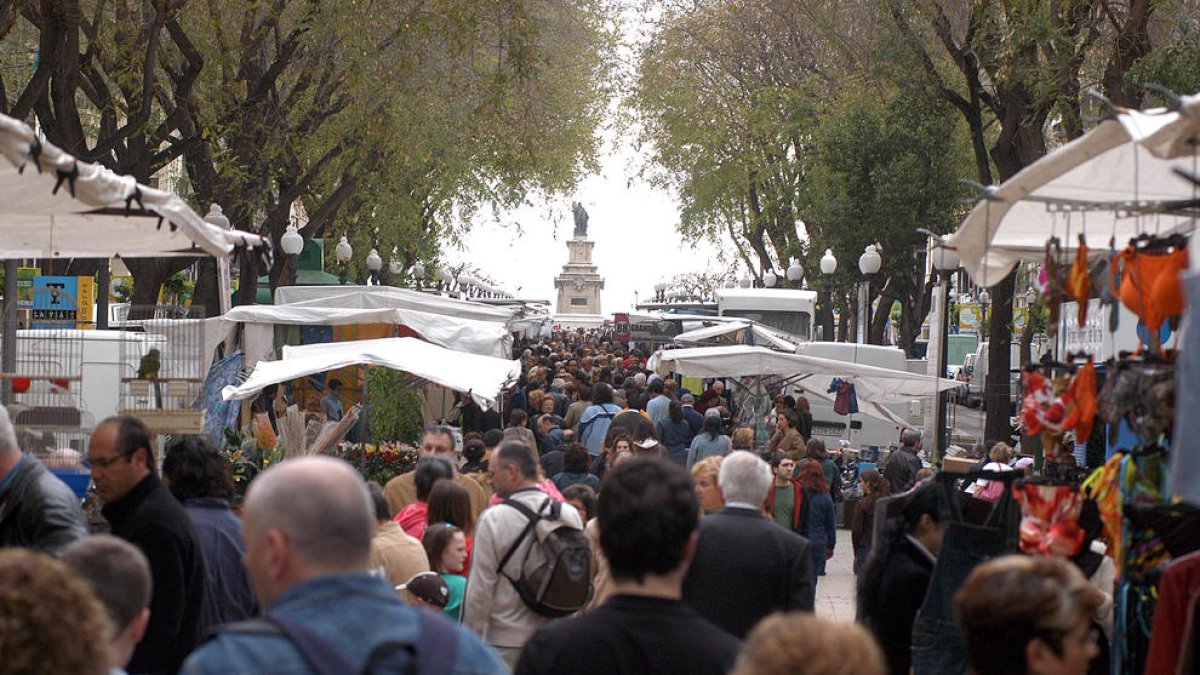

{"left": 572, "top": 201, "right": 589, "bottom": 238}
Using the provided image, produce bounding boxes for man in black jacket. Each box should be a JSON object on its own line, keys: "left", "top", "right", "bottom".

{"left": 517, "top": 456, "right": 741, "bottom": 675}
{"left": 89, "top": 416, "right": 208, "bottom": 674}
{"left": 682, "top": 450, "right": 814, "bottom": 638}
{"left": 0, "top": 408, "right": 88, "bottom": 553}
{"left": 884, "top": 428, "right": 925, "bottom": 493}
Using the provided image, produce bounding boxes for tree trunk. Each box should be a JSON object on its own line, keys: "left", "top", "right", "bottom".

{"left": 984, "top": 269, "right": 1017, "bottom": 443}
{"left": 125, "top": 258, "right": 189, "bottom": 320}
{"left": 190, "top": 257, "right": 221, "bottom": 318}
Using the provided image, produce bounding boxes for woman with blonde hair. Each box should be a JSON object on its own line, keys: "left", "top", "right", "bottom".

{"left": 691, "top": 455, "right": 725, "bottom": 514}
{"left": 971, "top": 442, "right": 1015, "bottom": 502}
{"left": 731, "top": 426, "right": 754, "bottom": 451}
{"left": 731, "top": 612, "right": 885, "bottom": 675}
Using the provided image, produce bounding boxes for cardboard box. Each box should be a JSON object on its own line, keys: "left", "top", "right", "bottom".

{"left": 942, "top": 456, "right": 979, "bottom": 474}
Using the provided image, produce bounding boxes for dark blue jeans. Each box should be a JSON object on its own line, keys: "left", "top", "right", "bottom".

{"left": 910, "top": 520, "right": 1008, "bottom": 675}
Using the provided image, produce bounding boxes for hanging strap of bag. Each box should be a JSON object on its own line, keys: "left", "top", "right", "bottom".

{"left": 215, "top": 608, "right": 458, "bottom": 675}
{"left": 497, "top": 497, "right": 552, "bottom": 581}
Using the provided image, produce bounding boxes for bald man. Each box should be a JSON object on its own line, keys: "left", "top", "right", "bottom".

{"left": 183, "top": 456, "right": 505, "bottom": 675}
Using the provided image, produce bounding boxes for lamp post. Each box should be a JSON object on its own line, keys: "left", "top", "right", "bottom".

{"left": 820, "top": 249, "right": 837, "bottom": 341}
{"left": 786, "top": 258, "right": 804, "bottom": 287}
{"left": 334, "top": 235, "right": 353, "bottom": 285}
{"left": 857, "top": 244, "right": 882, "bottom": 343}
{"left": 738, "top": 272, "right": 752, "bottom": 289}
{"left": 413, "top": 260, "right": 425, "bottom": 291}
{"left": 386, "top": 247, "right": 403, "bottom": 287}
{"left": 762, "top": 269, "right": 778, "bottom": 288}
{"left": 931, "top": 239, "right": 960, "bottom": 462}
{"left": 280, "top": 221, "right": 304, "bottom": 286}
{"left": 654, "top": 281, "right": 667, "bottom": 303}
{"left": 366, "top": 248, "right": 382, "bottom": 286}
{"left": 978, "top": 288, "right": 991, "bottom": 338}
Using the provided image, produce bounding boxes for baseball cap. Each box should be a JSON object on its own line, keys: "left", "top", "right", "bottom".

{"left": 396, "top": 571, "right": 449, "bottom": 608}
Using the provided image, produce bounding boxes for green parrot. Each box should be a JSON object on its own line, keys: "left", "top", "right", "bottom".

{"left": 137, "top": 349, "right": 161, "bottom": 380}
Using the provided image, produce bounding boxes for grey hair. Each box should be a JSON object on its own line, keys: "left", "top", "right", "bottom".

{"left": 717, "top": 451, "right": 772, "bottom": 506}
{"left": 244, "top": 456, "right": 374, "bottom": 571}
{"left": 902, "top": 428, "right": 923, "bottom": 446}
{"left": 0, "top": 406, "right": 17, "bottom": 455}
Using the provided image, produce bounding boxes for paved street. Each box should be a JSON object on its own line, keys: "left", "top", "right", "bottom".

{"left": 814, "top": 528, "right": 857, "bottom": 622}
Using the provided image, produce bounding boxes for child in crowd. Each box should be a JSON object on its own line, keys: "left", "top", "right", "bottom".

{"left": 423, "top": 522, "right": 469, "bottom": 622}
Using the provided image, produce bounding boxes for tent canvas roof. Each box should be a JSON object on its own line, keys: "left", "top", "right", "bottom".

{"left": 949, "top": 103, "right": 1200, "bottom": 286}
{"left": 222, "top": 337, "right": 520, "bottom": 411}
{"left": 0, "top": 113, "right": 262, "bottom": 258}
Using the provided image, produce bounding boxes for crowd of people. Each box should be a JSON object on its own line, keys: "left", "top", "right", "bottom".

{"left": 0, "top": 328, "right": 1117, "bottom": 674}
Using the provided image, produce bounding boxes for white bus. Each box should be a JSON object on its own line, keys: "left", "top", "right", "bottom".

{"left": 715, "top": 288, "right": 817, "bottom": 341}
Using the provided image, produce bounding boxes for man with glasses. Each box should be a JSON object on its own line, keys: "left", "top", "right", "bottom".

{"left": 89, "top": 415, "right": 208, "bottom": 675}
{"left": 0, "top": 406, "right": 87, "bottom": 553}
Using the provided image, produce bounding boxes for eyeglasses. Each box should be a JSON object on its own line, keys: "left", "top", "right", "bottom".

{"left": 82, "top": 454, "right": 130, "bottom": 470}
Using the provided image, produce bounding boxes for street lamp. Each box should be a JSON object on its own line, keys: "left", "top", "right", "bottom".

{"left": 366, "top": 248, "right": 383, "bottom": 286}
{"left": 857, "top": 244, "right": 882, "bottom": 343}
{"left": 279, "top": 221, "right": 304, "bottom": 285}
{"left": 930, "top": 237, "right": 960, "bottom": 462}
{"left": 738, "top": 272, "right": 752, "bottom": 288}
{"left": 654, "top": 281, "right": 667, "bottom": 303}
{"left": 388, "top": 247, "right": 403, "bottom": 280}
{"left": 413, "top": 260, "right": 425, "bottom": 291}
{"left": 762, "top": 269, "right": 778, "bottom": 288}
{"left": 334, "top": 234, "right": 353, "bottom": 285}
{"left": 820, "top": 249, "right": 837, "bottom": 341}
{"left": 978, "top": 288, "right": 991, "bottom": 337}
{"left": 786, "top": 258, "right": 804, "bottom": 285}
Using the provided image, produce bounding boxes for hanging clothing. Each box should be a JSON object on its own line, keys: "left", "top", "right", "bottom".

{"left": 1169, "top": 270, "right": 1200, "bottom": 504}
{"left": 828, "top": 378, "right": 859, "bottom": 415}
{"left": 1145, "top": 551, "right": 1200, "bottom": 674}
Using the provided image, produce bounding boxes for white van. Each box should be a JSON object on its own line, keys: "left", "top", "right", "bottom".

{"left": 715, "top": 288, "right": 817, "bottom": 341}
{"left": 788, "top": 342, "right": 921, "bottom": 450}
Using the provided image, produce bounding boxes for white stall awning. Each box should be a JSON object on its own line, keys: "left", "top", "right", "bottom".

{"left": 0, "top": 114, "right": 263, "bottom": 258}
{"left": 222, "top": 337, "right": 520, "bottom": 410}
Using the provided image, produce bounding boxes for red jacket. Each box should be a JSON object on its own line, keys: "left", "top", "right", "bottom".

{"left": 765, "top": 479, "right": 805, "bottom": 531}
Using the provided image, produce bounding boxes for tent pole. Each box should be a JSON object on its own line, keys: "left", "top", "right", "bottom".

{"left": 2, "top": 259, "right": 16, "bottom": 405}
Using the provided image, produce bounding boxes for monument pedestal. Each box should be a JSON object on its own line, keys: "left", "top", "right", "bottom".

{"left": 554, "top": 237, "right": 604, "bottom": 317}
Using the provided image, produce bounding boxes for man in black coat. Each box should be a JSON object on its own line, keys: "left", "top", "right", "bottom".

{"left": 517, "top": 457, "right": 741, "bottom": 675}
{"left": 682, "top": 450, "right": 814, "bottom": 638}
{"left": 89, "top": 416, "right": 208, "bottom": 675}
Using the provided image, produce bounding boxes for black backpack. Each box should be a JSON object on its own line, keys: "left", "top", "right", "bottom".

{"left": 498, "top": 497, "right": 593, "bottom": 618}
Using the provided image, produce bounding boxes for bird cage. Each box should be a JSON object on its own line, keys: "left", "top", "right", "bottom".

{"left": 118, "top": 308, "right": 207, "bottom": 434}
{"left": 3, "top": 328, "right": 92, "bottom": 466}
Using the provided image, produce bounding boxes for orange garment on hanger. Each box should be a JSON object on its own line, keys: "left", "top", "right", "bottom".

{"left": 1109, "top": 244, "right": 1188, "bottom": 331}
{"left": 1066, "top": 235, "right": 1090, "bottom": 327}
{"left": 1064, "top": 357, "right": 1097, "bottom": 442}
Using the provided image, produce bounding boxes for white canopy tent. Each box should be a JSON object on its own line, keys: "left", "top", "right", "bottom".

{"left": 224, "top": 294, "right": 513, "bottom": 361}
{"left": 650, "top": 345, "right": 961, "bottom": 430}
{"left": 650, "top": 345, "right": 961, "bottom": 401}
{"left": 948, "top": 101, "right": 1200, "bottom": 287}
{"left": 672, "top": 320, "right": 799, "bottom": 352}
{"left": 273, "top": 285, "right": 518, "bottom": 324}
{"left": 0, "top": 113, "right": 263, "bottom": 259}
{"left": 222, "top": 337, "right": 521, "bottom": 411}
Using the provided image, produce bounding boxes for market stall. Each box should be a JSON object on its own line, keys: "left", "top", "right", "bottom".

{"left": 931, "top": 95, "right": 1200, "bottom": 675}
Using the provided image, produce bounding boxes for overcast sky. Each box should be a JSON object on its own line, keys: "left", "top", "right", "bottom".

{"left": 445, "top": 5, "right": 731, "bottom": 315}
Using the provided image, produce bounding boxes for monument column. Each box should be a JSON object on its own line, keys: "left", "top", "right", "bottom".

{"left": 554, "top": 203, "right": 604, "bottom": 318}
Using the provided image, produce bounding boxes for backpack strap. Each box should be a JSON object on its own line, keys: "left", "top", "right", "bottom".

{"left": 211, "top": 608, "right": 457, "bottom": 675}
{"left": 496, "top": 497, "right": 549, "bottom": 578}
{"left": 273, "top": 615, "right": 365, "bottom": 674}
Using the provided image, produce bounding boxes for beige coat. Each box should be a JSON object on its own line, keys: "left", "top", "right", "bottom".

{"left": 383, "top": 470, "right": 489, "bottom": 519}
{"left": 370, "top": 520, "right": 430, "bottom": 591}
